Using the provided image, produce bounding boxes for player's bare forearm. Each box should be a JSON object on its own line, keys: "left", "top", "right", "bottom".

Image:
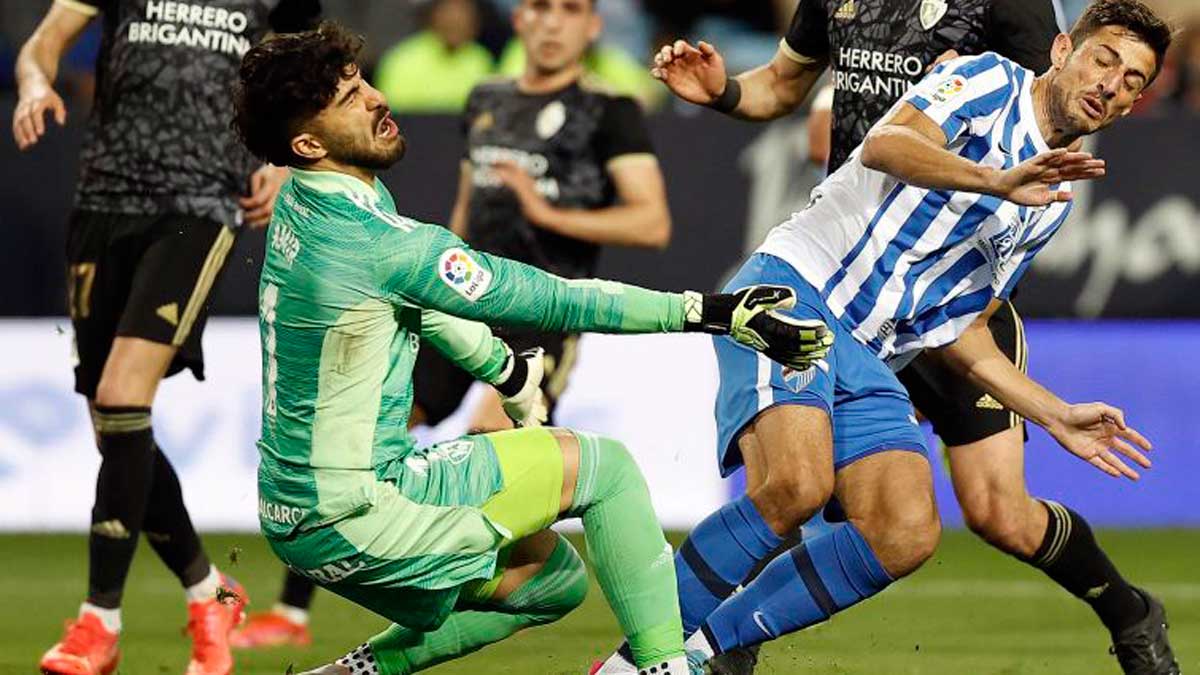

{"left": 861, "top": 115, "right": 999, "bottom": 195}
{"left": 532, "top": 202, "right": 670, "bottom": 249}
{"left": 728, "top": 54, "right": 825, "bottom": 121}
{"left": 16, "top": 5, "right": 90, "bottom": 92}
{"left": 932, "top": 316, "right": 1068, "bottom": 430}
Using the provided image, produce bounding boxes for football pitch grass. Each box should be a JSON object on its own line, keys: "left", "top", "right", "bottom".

{"left": 1, "top": 530, "right": 1196, "bottom": 675}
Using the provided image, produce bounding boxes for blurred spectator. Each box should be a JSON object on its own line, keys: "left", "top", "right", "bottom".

{"left": 492, "top": 0, "right": 653, "bottom": 62}
{"left": 374, "top": 0, "right": 494, "bottom": 112}
{"left": 496, "top": 36, "right": 661, "bottom": 106}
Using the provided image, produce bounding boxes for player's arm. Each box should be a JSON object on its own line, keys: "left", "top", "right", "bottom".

{"left": 651, "top": 0, "right": 828, "bottom": 121}
{"left": 929, "top": 299, "right": 1152, "bottom": 480}
{"left": 447, "top": 160, "right": 473, "bottom": 239}
{"left": 418, "top": 309, "right": 547, "bottom": 426}
{"left": 492, "top": 97, "right": 670, "bottom": 248}
{"left": 986, "top": 0, "right": 1060, "bottom": 73}
{"left": 860, "top": 57, "right": 1105, "bottom": 207}
{"left": 12, "top": 0, "right": 95, "bottom": 150}
{"left": 377, "top": 222, "right": 832, "bottom": 369}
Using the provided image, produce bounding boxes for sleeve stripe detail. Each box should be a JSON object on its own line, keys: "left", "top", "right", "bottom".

{"left": 778, "top": 38, "right": 823, "bottom": 66}
{"left": 606, "top": 153, "right": 659, "bottom": 171}
{"left": 55, "top": 0, "right": 100, "bottom": 16}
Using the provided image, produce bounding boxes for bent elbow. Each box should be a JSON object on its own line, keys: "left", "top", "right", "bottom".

{"left": 647, "top": 214, "right": 672, "bottom": 250}
{"left": 860, "top": 133, "right": 885, "bottom": 172}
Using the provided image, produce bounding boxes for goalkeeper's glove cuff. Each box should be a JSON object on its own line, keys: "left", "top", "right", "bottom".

{"left": 683, "top": 290, "right": 736, "bottom": 334}
{"left": 493, "top": 347, "right": 529, "bottom": 398}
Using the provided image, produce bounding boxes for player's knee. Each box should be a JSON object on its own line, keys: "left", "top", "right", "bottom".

{"left": 750, "top": 468, "right": 833, "bottom": 533}
{"left": 510, "top": 535, "right": 589, "bottom": 625}
{"left": 860, "top": 500, "right": 941, "bottom": 578}
{"left": 591, "top": 434, "right": 646, "bottom": 491}
{"left": 94, "top": 369, "right": 154, "bottom": 408}
{"left": 961, "top": 494, "right": 1038, "bottom": 557}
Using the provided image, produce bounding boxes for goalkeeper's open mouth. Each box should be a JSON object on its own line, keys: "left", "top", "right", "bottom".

{"left": 376, "top": 111, "right": 398, "bottom": 139}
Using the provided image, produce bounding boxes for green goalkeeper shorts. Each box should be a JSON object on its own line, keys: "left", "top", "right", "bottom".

{"left": 265, "top": 427, "right": 566, "bottom": 631}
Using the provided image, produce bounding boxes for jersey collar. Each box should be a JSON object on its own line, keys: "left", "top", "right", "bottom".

{"left": 289, "top": 167, "right": 383, "bottom": 202}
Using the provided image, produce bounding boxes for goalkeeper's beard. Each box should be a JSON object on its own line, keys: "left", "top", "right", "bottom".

{"left": 324, "top": 126, "right": 407, "bottom": 172}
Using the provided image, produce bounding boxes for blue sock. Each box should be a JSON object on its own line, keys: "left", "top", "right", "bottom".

{"left": 675, "top": 494, "right": 783, "bottom": 634}
{"left": 700, "top": 522, "right": 893, "bottom": 653}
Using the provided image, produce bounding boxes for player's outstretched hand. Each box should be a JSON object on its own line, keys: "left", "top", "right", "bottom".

{"left": 241, "top": 165, "right": 289, "bottom": 228}
{"left": 993, "top": 148, "right": 1106, "bottom": 207}
{"left": 495, "top": 347, "right": 548, "bottom": 428}
{"left": 652, "top": 40, "right": 728, "bottom": 106}
{"left": 684, "top": 285, "right": 834, "bottom": 370}
{"left": 1048, "top": 402, "right": 1152, "bottom": 480}
{"left": 12, "top": 84, "right": 67, "bottom": 151}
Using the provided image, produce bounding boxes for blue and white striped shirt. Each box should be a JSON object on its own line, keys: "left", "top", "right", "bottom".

{"left": 759, "top": 52, "right": 1072, "bottom": 362}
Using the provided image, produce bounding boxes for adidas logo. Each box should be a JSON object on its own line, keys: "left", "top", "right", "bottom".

{"left": 975, "top": 394, "right": 1004, "bottom": 410}
{"left": 835, "top": 0, "right": 856, "bottom": 21}
{"left": 156, "top": 302, "right": 179, "bottom": 326}
{"left": 91, "top": 519, "right": 131, "bottom": 539}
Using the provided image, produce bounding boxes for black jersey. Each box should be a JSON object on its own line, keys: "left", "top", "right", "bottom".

{"left": 67, "top": 0, "right": 319, "bottom": 224}
{"left": 461, "top": 77, "right": 655, "bottom": 279}
{"left": 784, "top": 0, "right": 1059, "bottom": 172}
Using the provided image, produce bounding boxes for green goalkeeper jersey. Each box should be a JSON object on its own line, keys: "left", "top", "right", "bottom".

{"left": 256, "top": 168, "right": 686, "bottom": 538}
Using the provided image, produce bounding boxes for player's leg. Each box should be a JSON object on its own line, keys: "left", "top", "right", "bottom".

{"left": 690, "top": 449, "right": 937, "bottom": 660}
{"left": 667, "top": 254, "right": 839, "bottom": 639}
{"left": 311, "top": 530, "right": 589, "bottom": 675}
{"left": 912, "top": 301, "right": 1177, "bottom": 672}
{"left": 292, "top": 427, "right": 688, "bottom": 674}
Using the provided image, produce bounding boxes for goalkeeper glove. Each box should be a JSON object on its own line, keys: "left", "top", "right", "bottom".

{"left": 493, "top": 346, "right": 549, "bottom": 428}
{"left": 683, "top": 285, "right": 833, "bottom": 370}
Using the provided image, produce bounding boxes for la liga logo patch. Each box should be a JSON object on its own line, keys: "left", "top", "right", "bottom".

{"left": 439, "top": 248, "right": 492, "bottom": 301}
{"left": 932, "top": 75, "right": 967, "bottom": 103}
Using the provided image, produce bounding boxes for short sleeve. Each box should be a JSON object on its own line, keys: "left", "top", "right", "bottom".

{"left": 269, "top": 0, "right": 322, "bottom": 33}
{"left": 902, "top": 54, "right": 1016, "bottom": 143}
{"left": 56, "top": 0, "right": 105, "bottom": 17}
{"left": 593, "top": 96, "right": 655, "bottom": 165}
{"left": 781, "top": 0, "right": 830, "bottom": 65}
{"left": 986, "top": 0, "right": 1059, "bottom": 73}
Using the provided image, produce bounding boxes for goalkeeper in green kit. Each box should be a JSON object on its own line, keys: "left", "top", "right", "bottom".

{"left": 232, "top": 23, "right": 832, "bottom": 675}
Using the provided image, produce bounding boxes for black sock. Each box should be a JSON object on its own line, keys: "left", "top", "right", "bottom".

{"left": 143, "top": 446, "right": 210, "bottom": 588}
{"left": 87, "top": 405, "right": 156, "bottom": 609}
{"left": 1027, "top": 500, "right": 1147, "bottom": 633}
{"left": 280, "top": 568, "right": 317, "bottom": 610}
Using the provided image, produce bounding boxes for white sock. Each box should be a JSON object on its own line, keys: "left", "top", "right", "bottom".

{"left": 639, "top": 655, "right": 689, "bottom": 675}
{"left": 684, "top": 630, "right": 716, "bottom": 659}
{"left": 184, "top": 565, "right": 221, "bottom": 602}
{"left": 272, "top": 602, "right": 309, "bottom": 626}
{"left": 336, "top": 643, "right": 379, "bottom": 675}
{"left": 594, "top": 649, "right": 637, "bottom": 674}
{"left": 80, "top": 602, "right": 121, "bottom": 633}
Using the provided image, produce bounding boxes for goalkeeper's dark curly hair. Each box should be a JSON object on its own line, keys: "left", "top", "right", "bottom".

{"left": 232, "top": 21, "right": 364, "bottom": 167}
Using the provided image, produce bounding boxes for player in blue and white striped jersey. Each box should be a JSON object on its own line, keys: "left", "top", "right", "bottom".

{"left": 667, "top": 4, "right": 1175, "bottom": 672}
{"left": 760, "top": 51, "right": 1074, "bottom": 364}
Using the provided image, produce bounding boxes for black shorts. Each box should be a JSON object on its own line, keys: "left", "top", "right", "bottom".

{"left": 411, "top": 329, "right": 581, "bottom": 427}
{"left": 896, "top": 300, "right": 1029, "bottom": 447}
{"left": 65, "top": 210, "right": 238, "bottom": 398}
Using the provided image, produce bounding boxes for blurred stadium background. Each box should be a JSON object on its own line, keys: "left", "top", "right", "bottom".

{"left": 1, "top": 0, "right": 1197, "bottom": 673}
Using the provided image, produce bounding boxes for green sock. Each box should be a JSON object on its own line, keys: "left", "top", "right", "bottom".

{"left": 364, "top": 535, "right": 587, "bottom": 675}
{"left": 568, "top": 431, "right": 685, "bottom": 667}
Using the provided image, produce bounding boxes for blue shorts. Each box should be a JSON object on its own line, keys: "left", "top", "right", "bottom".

{"left": 713, "top": 254, "right": 928, "bottom": 477}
